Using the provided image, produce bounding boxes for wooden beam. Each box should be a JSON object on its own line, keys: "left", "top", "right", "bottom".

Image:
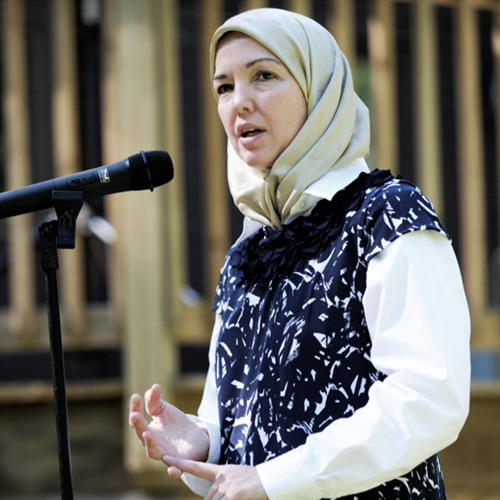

{"left": 159, "top": 0, "right": 189, "bottom": 339}
{"left": 101, "top": 0, "right": 175, "bottom": 473}
{"left": 241, "top": 0, "right": 267, "bottom": 9}
{"left": 330, "top": 0, "right": 357, "bottom": 75}
{"left": 368, "top": 0, "right": 397, "bottom": 174}
{"left": 288, "top": 0, "right": 312, "bottom": 18}
{"left": 2, "top": 0, "right": 36, "bottom": 338}
{"left": 52, "top": 0, "right": 86, "bottom": 340}
{"left": 415, "top": 0, "right": 443, "bottom": 216}
{"left": 201, "top": 0, "right": 227, "bottom": 302}
{"left": 101, "top": 0, "right": 125, "bottom": 328}
{"left": 455, "top": 0, "right": 488, "bottom": 331}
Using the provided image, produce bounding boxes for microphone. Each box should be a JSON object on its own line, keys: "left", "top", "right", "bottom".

{"left": 0, "top": 150, "right": 174, "bottom": 219}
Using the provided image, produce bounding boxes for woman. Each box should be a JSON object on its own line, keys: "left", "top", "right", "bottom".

{"left": 129, "top": 8, "right": 470, "bottom": 499}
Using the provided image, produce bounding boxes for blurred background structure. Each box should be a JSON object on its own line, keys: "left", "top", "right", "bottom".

{"left": 0, "top": 0, "right": 499, "bottom": 498}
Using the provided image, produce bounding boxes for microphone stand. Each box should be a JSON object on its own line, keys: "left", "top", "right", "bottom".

{"left": 38, "top": 190, "right": 83, "bottom": 500}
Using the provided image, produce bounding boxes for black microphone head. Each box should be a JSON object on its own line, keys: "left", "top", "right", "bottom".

{"left": 128, "top": 150, "right": 174, "bottom": 190}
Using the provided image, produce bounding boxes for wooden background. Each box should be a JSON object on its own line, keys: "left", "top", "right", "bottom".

{"left": 0, "top": 0, "right": 499, "bottom": 497}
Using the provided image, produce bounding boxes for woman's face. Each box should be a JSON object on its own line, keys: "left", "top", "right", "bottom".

{"left": 213, "top": 33, "right": 307, "bottom": 169}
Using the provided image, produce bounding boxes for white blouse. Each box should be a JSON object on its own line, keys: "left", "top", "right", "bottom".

{"left": 183, "top": 168, "right": 471, "bottom": 499}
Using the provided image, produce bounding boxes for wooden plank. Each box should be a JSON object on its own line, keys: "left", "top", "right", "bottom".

{"left": 159, "top": 0, "right": 188, "bottom": 339}
{"left": 330, "top": 0, "right": 356, "bottom": 75}
{"left": 455, "top": 0, "right": 488, "bottom": 333}
{"left": 100, "top": 0, "right": 175, "bottom": 473}
{"left": 101, "top": 0, "right": 126, "bottom": 327}
{"left": 368, "top": 0, "right": 397, "bottom": 174}
{"left": 288, "top": 0, "right": 312, "bottom": 18}
{"left": 201, "top": 0, "right": 227, "bottom": 303}
{"left": 52, "top": 0, "right": 87, "bottom": 340}
{"left": 241, "top": 0, "right": 267, "bottom": 10}
{"left": 0, "top": 380, "right": 122, "bottom": 404}
{"left": 1, "top": 0, "right": 36, "bottom": 338}
{"left": 415, "top": 0, "right": 443, "bottom": 216}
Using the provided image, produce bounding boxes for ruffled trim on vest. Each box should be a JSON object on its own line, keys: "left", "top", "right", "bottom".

{"left": 232, "top": 169, "right": 394, "bottom": 291}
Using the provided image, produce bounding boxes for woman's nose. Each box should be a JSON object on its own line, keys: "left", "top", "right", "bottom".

{"left": 232, "top": 85, "right": 254, "bottom": 114}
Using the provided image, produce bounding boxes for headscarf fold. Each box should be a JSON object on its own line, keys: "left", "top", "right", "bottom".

{"left": 210, "top": 8, "right": 370, "bottom": 227}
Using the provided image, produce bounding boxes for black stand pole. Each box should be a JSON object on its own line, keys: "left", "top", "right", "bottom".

{"left": 38, "top": 191, "right": 83, "bottom": 500}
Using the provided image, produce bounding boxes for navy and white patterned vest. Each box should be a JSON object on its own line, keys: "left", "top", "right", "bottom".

{"left": 213, "top": 170, "right": 448, "bottom": 499}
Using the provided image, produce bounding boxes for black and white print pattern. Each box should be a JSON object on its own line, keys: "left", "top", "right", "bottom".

{"left": 213, "top": 171, "right": 448, "bottom": 499}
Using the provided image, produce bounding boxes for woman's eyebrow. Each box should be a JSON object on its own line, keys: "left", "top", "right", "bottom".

{"left": 246, "top": 57, "right": 283, "bottom": 68}
{"left": 213, "top": 57, "right": 283, "bottom": 81}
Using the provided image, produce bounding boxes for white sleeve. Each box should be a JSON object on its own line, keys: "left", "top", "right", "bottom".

{"left": 181, "top": 314, "right": 222, "bottom": 496}
{"left": 256, "top": 230, "right": 471, "bottom": 499}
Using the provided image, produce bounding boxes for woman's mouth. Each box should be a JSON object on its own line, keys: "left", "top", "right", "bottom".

{"left": 241, "top": 128, "right": 263, "bottom": 137}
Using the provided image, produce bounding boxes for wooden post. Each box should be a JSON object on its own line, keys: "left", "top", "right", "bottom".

{"left": 2, "top": 0, "right": 36, "bottom": 338}
{"left": 415, "top": 0, "right": 443, "bottom": 216}
{"left": 288, "top": 0, "right": 312, "bottom": 18}
{"left": 101, "top": 0, "right": 175, "bottom": 474}
{"left": 159, "top": 0, "right": 187, "bottom": 336}
{"left": 101, "top": 0, "right": 125, "bottom": 328}
{"left": 201, "top": 0, "right": 227, "bottom": 302}
{"left": 52, "top": 0, "right": 86, "bottom": 340}
{"left": 368, "top": 0, "right": 397, "bottom": 174}
{"left": 241, "top": 0, "right": 267, "bottom": 10}
{"left": 455, "top": 0, "right": 487, "bottom": 331}
{"left": 331, "top": 0, "right": 356, "bottom": 71}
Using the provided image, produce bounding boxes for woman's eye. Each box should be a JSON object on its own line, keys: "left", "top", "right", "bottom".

{"left": 216, "top": 83, "right": 233, "bottom": 95}
{"left": 257, "top": 71, "right": 275, "bottom": 81}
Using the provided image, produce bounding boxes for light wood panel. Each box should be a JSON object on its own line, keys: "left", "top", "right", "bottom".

{"left": 415, "top": 0, "right": 443, "bottom": 216}
{"left": 330, "top": 0, "right": 356, "bottom": 73}
{"left": 160, "top": 0, "right": 188, "bottom": 338}
{"left": 201, "top": 0, "right": 227, "bottom": 302}
{"left": 455, "top": 0, "right": 488, "bottom": 332}
{"left": 2, "top": 0, "right": 36, "bottom": 338}
{"left": 368, "top": 0, "right": 397, "bottom": 174}
{"left": 100, "top": 0, "right": 176, "bottom": 473}
{"left": 52, "top": 0, "right": 86, "bottom": 340}
{"left": 288, "top": 0, "right": 312, "bottom": 18}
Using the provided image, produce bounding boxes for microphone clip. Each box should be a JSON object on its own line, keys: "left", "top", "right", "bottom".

{"left": 52, "top": 190, "right": 84, "bottom": 249}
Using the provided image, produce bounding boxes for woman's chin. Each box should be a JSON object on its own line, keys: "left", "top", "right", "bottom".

{"left": 239, "top": 155, "right": 273, "bottom": 171}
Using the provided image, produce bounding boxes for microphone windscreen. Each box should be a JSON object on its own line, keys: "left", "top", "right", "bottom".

{"left": 128, "top": 150, "right": 174, "bottom": 190}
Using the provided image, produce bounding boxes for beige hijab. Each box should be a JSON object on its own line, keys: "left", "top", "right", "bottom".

{"left": 210, "top": 8, "right": 370, "bottom": 228}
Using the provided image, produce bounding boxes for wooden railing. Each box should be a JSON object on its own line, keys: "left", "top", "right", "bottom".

{"left": 1, "top": 0, "right": 499, "bottom": 486}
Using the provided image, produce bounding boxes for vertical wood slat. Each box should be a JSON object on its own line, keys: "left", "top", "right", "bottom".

{"left": 330, "top": 0, "right": 357, "bottom": 74}
{"left": 241, "top": 0, "right": 267, "bottom": 10}
{"left": 288, "top": 0, "right": 312, "bottom": 18}
{"left": 2, "top": 0, "right": 36, "bottom": 337}
{"left": 101, "top": 0, "right": 125, "bottom": 328}
{"left": 415, "top": 0, "right": 443, "bottom": 215}
{"left": 455, "top": 0, "right": 487, "bottom": 329}
{"left": 159, "top": 0, "right": 187, "bottom": 338}
{"left": 368, "top": 0, "right": 397, "bottom": 174}
{"left": 52, "top": 0, "right": 86, "bottom": 339}
{"left": 201, "top": 0, "right": 227, "bottom": 302}
{"left": 101, "top": 0, "right": 174, "bottom": 473}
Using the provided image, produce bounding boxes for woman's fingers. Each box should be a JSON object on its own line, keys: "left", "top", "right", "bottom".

{"left": 129, "top": 393, "right": 143, "bottom": 417}
{"left": 161, "top": 455, "right": 219, "bottom": 482}
{"left": 129, "top": 394, "right": 149, "bottom": 445}
{"left": 167, "top": 465, "right": 183, "bottom": 479}
{"left": 145, "top": 383, "right": 165, "bottom": 417}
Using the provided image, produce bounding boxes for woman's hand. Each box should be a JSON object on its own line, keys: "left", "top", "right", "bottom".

{"left": 162, "top": 454, "right": 269, "bottom": 500}
{"left": 129, "top": 383, "right": 210, "bottom": 464}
